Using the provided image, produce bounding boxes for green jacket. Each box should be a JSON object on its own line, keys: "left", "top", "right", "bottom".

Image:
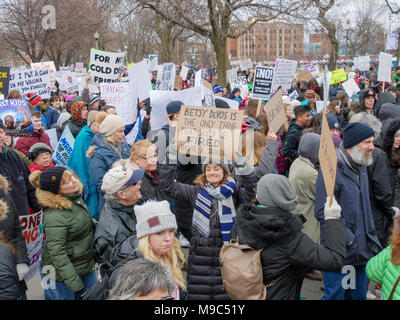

{"left": 366, "top": 246, "right": 400, "bottom": 300}
{"left": 38, "top": 185, "right": 95, "bottom": 293}
{"left": 392, "top": 72, "right": 400, "bottom": 91}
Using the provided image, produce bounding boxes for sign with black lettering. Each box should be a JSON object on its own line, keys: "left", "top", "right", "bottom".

{"left": 252, "top": 66, "right": 274, "bottom": 100}
{"left": 264, "top": 89, "right": 286, "bottom": 132}
{"left": 89, "top": 48, "right": 126, "bottom": 85}
{"left": 9, "top": 68, "right": 52, "bottom": 99}
{"left": 176, "top": 105, "right": 244, "bottom": 161}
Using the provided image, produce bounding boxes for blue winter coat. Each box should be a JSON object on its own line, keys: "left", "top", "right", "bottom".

{"left": 67, "top": 126, "right": 99, "bottom": 220}
{"left": 44, "top": 106, "right": 60, "bottom": 129}
{"left": 88, "top": 134, "right": 131, "bottom": 214}
{"left": 315, "top": 147, "right": 382, "bottom": 266}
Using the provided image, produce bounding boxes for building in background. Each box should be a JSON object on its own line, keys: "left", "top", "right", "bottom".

{"left": 308, "top": 31, "right": 331, "bottom": 58}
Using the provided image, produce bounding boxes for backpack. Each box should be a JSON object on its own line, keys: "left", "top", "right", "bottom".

{"left": 219, "top": 239, "right": 286, "bottom": 300}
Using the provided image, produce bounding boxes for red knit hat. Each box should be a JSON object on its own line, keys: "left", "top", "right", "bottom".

{"left": 27, "top": 93, "right": 42, "bottom": 105}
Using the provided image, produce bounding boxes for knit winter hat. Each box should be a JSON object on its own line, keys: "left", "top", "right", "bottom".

{"left": 57, "top": 112, "right": 71, "bottom": 129}
{"left": 257, "top": 174, "right": 298, "bottom": 212}
{"left": 71, "top": 101, "right": 87, "bottom": 123}
{"left": 39, "top": 166, "right": 67, "bottom": 194}
{"left": 27, "top": 143, "right": 53, "bottom": 161}
{"left": 343, "top": 122, "right": 375, "bottom": 149}
{"left": 87, "top": 110, "right": 99, "bottom": 127}
{"left": 326, "top": 114, "right": 340, "bottom": 130}
{"left": 202, "top": 162, "right": 230, "bottom": 175}
{"left": 27, "top": 93, "right": 42, "bottom": 105}
{"left": 135, "top": 200, "right": 177, "bottom": 239}
{"left": 89, "top": 94, "right": 101, "bottom": 106}
{"left": 100, "top": 114, "right": 125, "bottom": 137}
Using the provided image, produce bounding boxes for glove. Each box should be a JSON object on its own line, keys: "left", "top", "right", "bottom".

{"left": 233, "top": 151, "right": 253, "bottom": 176}
{"left": 16, "top": 263, "right": 29, "bottom": 281}
{"left": 324, "top": 196, "right": 341, "bottom": 220}
{"left": 233, "top": 151, "right": 246, "bottom": 168}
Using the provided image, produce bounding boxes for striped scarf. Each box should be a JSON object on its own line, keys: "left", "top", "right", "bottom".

{"left": 192, "top": 177, "right": 236, "bottom": 244}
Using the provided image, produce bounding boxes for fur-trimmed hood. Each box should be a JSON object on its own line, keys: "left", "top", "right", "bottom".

{"left": 0, "top": 175, "right": 9, "bottom": 221}
{"left": 35, "top": 181, "right": 84, "bottom": 210}
{"left": 233, "top": 203, "right": 305, "bottom": 250}
{"left": 0, "top": 174, "right": 9, "bottom": 193}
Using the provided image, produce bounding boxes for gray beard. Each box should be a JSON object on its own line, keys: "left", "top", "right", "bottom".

{"left": 349, "top": 145, "right": 373, "bottom": 166}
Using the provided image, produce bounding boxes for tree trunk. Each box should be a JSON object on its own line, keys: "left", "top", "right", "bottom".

{"left": 212, "top": 36, "right": 231, "bottom": 86}
{"left": 397, "top": 30, "right": 400, "bottom": 67}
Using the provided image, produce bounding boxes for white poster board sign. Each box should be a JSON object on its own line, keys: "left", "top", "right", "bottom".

{"left": 31, "top": 61, "right": 57, "bottom": 92}
{"left": 128, "top": 61, "right": 153, "bottom": 102}
{"left": 9, "top": 68, "right": 52, "bottom": 99}
{"left": 239, "top": 59, "right": 253, "bottom": 71}
{"left": 89, "top": 48, "right": 126, "bottom": 85}
{"left": 180, "top": 65, "right": 189, "bottom": 80}
{"left": 229, "top": 76, "right": 248, "bottom": 98}
{"left": 156, "top": 63, "right": 176, "bottom": 91}
{"left": 353, "top": 56, "right": 370, "bottom": 72}
{"left": 215, "top": 96, "right": 240, "bottom": 110}
{"left": 272, "top": 59, "right": 298, "bottom": 95}
{"left": 342, "top": 78, "right": 360, "bottom": 98}
{"left": 149, "top": 54, "right": 159, "bottom": 72}
{"left": 378, "top": 52, "right": 393, "bottom": 83}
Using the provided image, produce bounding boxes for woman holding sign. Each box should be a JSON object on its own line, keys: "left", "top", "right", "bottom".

{"left": 159, "top": 145, "right": 256, "bottom": 300}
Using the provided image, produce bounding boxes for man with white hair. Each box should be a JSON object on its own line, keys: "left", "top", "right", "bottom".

{"left": 315, "top": 122, "right": 382, "bottom": 300}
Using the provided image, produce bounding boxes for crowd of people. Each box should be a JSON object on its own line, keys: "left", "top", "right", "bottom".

{"left": 0, "top": 61, "right": 400, "bottom": 301}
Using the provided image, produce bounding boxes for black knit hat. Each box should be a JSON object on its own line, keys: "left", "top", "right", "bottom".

{"left": 39, "top": 167, "right": 67, "bottom": 194}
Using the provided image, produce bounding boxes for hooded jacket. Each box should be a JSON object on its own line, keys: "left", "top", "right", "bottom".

{"left": 231, "top": 204, "right": 346, "bottom": 300}
{"left": 375, "top": 93, "right": 400, "bottom": 124}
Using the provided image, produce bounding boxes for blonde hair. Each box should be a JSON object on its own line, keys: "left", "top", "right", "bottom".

{"left": 95, "top": 111, "right": 108, "bottom": 125}
{"left": 130, "top": 139, "right": 157, "bottom": 161}
{"left": 138, "top": 236, "right": 186, "bottom": 290}
{"left": 193, "top": 166, "right": 229, "bottom": 189}
{"left": 241, "top": 130, "right": 267, "bottom": 166}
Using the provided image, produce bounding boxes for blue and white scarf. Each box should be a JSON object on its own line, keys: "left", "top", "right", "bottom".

{"left": 192, "top": 177, "right": 236, "bottom": 244}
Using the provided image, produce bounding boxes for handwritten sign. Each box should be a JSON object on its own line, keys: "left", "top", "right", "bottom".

{"left": 31, "top": 61, "right": 57, "bottom": 92}
{"left": 176, "top": 105, "right": 244, "bottom": 161}
{"left": 252, "top": 67, "right": 274, "bottom": 100}
{"left": 319, "top": 112, "right": 337, "bottom": 205}
{"left": 156, "top": 63, "right": 176, "bottom": 91}
{"left": 298, "top": 70, "right": 313, "bottom": 83}
{"left": 52, "top": 126, "right": 75, "bottom": 168}
{"left": 230, "top": 76, "right": 248, "bottom": 98}
{"left": 353, "top": 56, "right": 370, "bottom": 71}
{"left": 89, "top": 48, "right": 126, "bottom": 84}
{"left": 264, "top": 89, "right": 286, "bottom": 132}
{"left": 9, "top": 68, "right": 52, "bottom": 99}
{"left": 342, "top": 78, "right": 360, "bottom": 97}
{"left": 378, "top": 52, "right": 393, "bottom": 83}
{"left": 272, "top": 59, "right": 298, "bottom": 94}
{"left": 329, "top": 69, "right": 347, "bottom": 85}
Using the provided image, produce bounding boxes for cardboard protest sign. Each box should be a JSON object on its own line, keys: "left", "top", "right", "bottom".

{"left": 52, "top": 126, "right": 75, "bottom": 168}
{"left": 128, "top": 60, "right": 153, "bottom": 102}
{"left": 174, "top": 76, "right": 183, "bottom": 91}
{"left": 176, "top": 105, "right": 244, "bottom": 161}
{"left": 156, "top": 63, "right": 176, "bottom": 91}
{"left": 342, "top": 78, "right": 360, "bottom": 97}
{"left": 180, "top": 65, "right": 189, "bottom": 80}
{"left": 319, "top": 112, "right": 337, "bottom": 205}
{"left": 214, "top": 96, "right": 239, "bottom": 110}
{"left": 272, "top": 59, "right": 298, "bottom": 94}
{"left": 329, "top": 69, "right": 347, "bottom": 85}
{"left": 150, "top": 87, "right": 204, "bottom": 130}
{"left": 353, "top": 56, "right": 370, "bottom": 71}
{"left": 0, "top": 99, "right": 33, "bottom": 137}
{"left": 230, "top": 76, "right": 249, "bottom": 98}
{"left": 378, "top": 52, "right": 393, "bottom": 83}
{"left": 263, "top": 89, "right": 286, "bottom": 132}
{"left": 239, "top": 59, "right": 253, "bottom": 71}
{"left": 252, "top": 66, "right": 274, "bottom": 100}
{"left": 31, "top": 61, "right": 57, "bottom": 92}
{"left": 89, "top": 48, "right": 126, "bottom": 85}
{"left": 19, "top": 210, "right": 44, "bottom": 281}
{"left": 149, "top": 54, "right": 158, "bottom": 71}
{"left": 9, "top": 68, "right": 52, "bottom": 99}
{"left": 100, "top": 82, "right": 137, "bottom": 125}
{"left": 298, "top": 70, "right": 313, "bottom": 83}
{"left": 0, "top": 67, "right": 10, "bottom": 97}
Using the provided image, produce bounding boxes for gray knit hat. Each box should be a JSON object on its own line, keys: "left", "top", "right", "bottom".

{"left": 27, "top": 143, "right": 53, "bottom": 161}
{"left": 135, "top": 200, "right": 177, "bottom": 239}
{"left": 257, "top": 174, "right": 298, "bottom": 212}
{"left": 202, "top": 161, "right": 230, "bottom": 175}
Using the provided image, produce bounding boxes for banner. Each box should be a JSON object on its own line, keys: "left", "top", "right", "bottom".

{"left": 353, "top": 56, "right": 370, "bottom": 71}
{"left": 0, "top": 99, "right": 33, "bottom": 137}
{"left": 229, "top": 76, "right": 248, "bottom": 98}
{"left": 263, "top": 89, "right": 286, "bottom": 132}
{"left": 0, "top": 66, "right": 10, "bottom": 97}
{"left": 378, "top": 52, "right": 393, "bottom": 83}
{"left": 52, "top": 126, "right": 75, "bottom": 168}
{"left": 128, "top": 60, "right": 153, "bottom": 102}
{"left": 271, "top": 59, "right": 298, "bottom": 95}
{"left": 89, "top": 48, "right": 126, "bottom": 84}
{"left": 176, "top": 105, "right": 244, "bottom": 161}
{"left": 252, "top": 66, "right": 274, "bottom": 100}
{"left": 156, "top": 63, "right": 176, "bottom": 91}
{"left": 19, "top": 210, "right": 44, "bottom": 281}
{"left": 329, "top": 69, "right": 347, "bottom": 85}
{"left": 9, "top": 68, "right": 52, "bottom": 99}
{"left": 100, "top": 82, "right": 138, "bottom": 125}
{"left": 31, "top": 61, "right": 57, "bottom": 92}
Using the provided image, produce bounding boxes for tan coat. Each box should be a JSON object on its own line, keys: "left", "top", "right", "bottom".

{"left": 288, "top": 156, "right": 320, "bottom": 243}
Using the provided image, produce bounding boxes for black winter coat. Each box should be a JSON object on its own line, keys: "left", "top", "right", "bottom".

{"left": 159, "top": 163, "right": 257, "bottom": 300}
{"left": 0, "top": 243, "right": 24, "bottom": 300}
{"left": 374, "top": 93, "right": 400, "bottom": 121}
{"left": 67, "top": 119, "right": 87, "bottom": 139}
{"left": 136, "top": 171, "right": 168, "bottom": 205}
{"left": 367, "top": 138, "right": 395, "bottom": 248}
{"left": 231, "top": 204, "right": 346, "bottom": 300}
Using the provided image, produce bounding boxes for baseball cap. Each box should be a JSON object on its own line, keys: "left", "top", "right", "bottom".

{"left": 101, "top": 166, "right": 145, "bottom": 195}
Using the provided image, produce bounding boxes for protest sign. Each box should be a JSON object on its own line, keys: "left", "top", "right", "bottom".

{"left": 386, "top": 33, "right": 399, "bottom": 51}
{"left": 0, "top": 99, "right": 33, "bottom": 137}
{"left": 150, "top": 87, "right": 204, "bottom": 130}
{"left": 378, "top": 52, "right": 393, "bottom": 83}
{"left": 31, "top": 61, "right": 57, "bottom": 92}
{"left": 149, "top": 54, "right": 158, "bottom": 71}
{"left": 174, "top": 76, "right": 183, "bottom": 91}
{"left": 226, "top": 68, "right": 239, "bottom": 81}
{"left": 263, "top": 89, "right": 286, "bottom": 132}
{"left": 128, "top": 60, "right": 152, "bottom": 102}
{"left": 156, "top": 63, "right": 176, "bottom": 91}
{"left": 100, "top": 82, "right": 137, "bottom": 125}
{"left": 252, "top": 66, "right": 274, "bottom": 100}
{"left": 125, "top": 109, "right": 146, "bottom": 146}
{"left": 239, "top": 59, "right": 253, "bottom": 71}
{"left": 89, "top": 48, "right": 126, "bottom": 85}
{"left": 52, "top": 126, "right": 75, "bottom": 168}
{"left": 271, "top": 59, "right": 298, "bottom": 94}
{"left": 0, "top": 66, "right": 10, "bottom": 97}
{"left": 298, "top": 70, "right": 313, "bottom": 83}
{"left": 19, "top": 210, "right": 44, "bottom": 281}
{"left": 214, "top": 96, "right": 239, "bottom": 110}
{"left": 329, "top": 69, "right": 347, "bottom": 85}
{"left": 176, "top": 105, "right": 244, "bottom": 161}
{"left": 319, "top": 112, "right": 337, "bottom": 205}
{"left": 45, "top": 128, "right": 58, "bottom": 151}
{"left": 353, "top": 56, "right": 370, "bottom": 71}
{"left": 289, "top": 90, "right": 299, "bottom": 101}
{"left": 75, "top": 62, "right": 84, "bottom": 72}
{"left": 202, "top": 85, "right": 216, "bottom": 107}
{"left": 229, "top": 76, "right": 249, "bottom": 98}
{"left": 303, "top": 63, "right": 320, "bottom": 75}
{"left": 56, "top": 72, "right": 80, "bottom": 92}
{"left": 342, "top": 78, "right": 360, "bottom": 98}
{"left": 9, "top": 68, "right": 51, "bottom": 99}
{"left": 195, "top": 70, "right": 203, "bottom": 87}
{"left": 323, "top": 71, "right": 332, "bottom": 102}
{"left": 180, "top": 65, "right": 189, "bottom": 80}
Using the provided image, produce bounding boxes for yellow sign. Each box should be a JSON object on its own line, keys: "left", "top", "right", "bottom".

{"left": 330, "top": 69, "right": 347, "bottom": 85}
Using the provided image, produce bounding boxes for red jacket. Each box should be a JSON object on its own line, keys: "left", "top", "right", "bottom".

{"left": 15, "top": 130, "right": 52, "bottom": 155}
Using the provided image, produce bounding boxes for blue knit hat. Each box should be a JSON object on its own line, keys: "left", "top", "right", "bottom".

{"left": 343, "top": 122, "right": 375, "bottom": 149}
{"left": 326, "top": 114, "right": 340, "bottom": 130}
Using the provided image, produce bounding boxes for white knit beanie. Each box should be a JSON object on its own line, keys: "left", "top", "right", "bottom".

{"left": 100, "top": 114, "right": 125, "bottom": 137}
{"left": 135, "top": 201, "right": 177, "bottom": 239}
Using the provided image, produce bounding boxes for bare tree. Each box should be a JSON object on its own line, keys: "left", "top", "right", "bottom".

{"left": 384, "top": 0, "right": 400, "bottom": 66}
